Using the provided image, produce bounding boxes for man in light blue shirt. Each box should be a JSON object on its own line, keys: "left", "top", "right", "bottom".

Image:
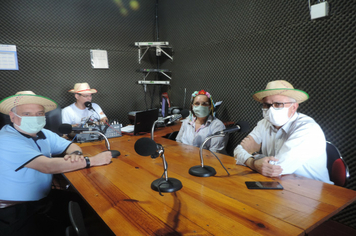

{"left": 234, "top": 80, "right": 332, "bottom": 184}
{"left": 0, "top": 91, "right": 112, "bottom": 235}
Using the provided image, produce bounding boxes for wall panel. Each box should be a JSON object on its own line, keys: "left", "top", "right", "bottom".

{"left": 158, "top": 0, "right": 356, "bottom": 228}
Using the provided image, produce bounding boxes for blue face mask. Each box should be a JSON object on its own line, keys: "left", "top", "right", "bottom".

{"left": 14, "top": 113, "right": 46, "bottom": 134}
{"left": 192, "top": 106, "right": 211, "bottom": 118}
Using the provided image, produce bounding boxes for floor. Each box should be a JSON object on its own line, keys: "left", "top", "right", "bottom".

{"left": 308, "top": 220, "right": 356, "bottom": 236}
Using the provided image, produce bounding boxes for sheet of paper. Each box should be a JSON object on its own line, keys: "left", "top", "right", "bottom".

{"left": 0, "top": 44, "right": 19, "bottom": 70}
{"left": 121, "top": 125, "right": 134, "bottom": 133}
{"left": 90, "top": 49, "right": 109, "bottom": 69}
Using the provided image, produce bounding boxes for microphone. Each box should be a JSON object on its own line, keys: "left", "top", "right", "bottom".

{"left": 84, "top": 101, "right": 94, "bottom": 111}
{"left": 134, "top": 137, "right": 157, "bottom": 156}
{"left": 164, "top": 109, "right": 189, "bottom": 122}
{"left": 189, "top": 121, "right": 249, "bottom": 177}
{"left": 134, "top": 137, "right": 183, "bottom": 193}
{"left": 213, "top": 121, "right": 250, "bottom": 135}
{"left": 151, "top": 109, "right": 189, "bottom": 140}
{"left": 58, "top": 124, "right": 98, "bottom": 134}
{"left": 167, "top": 109, "right": 189, "bottom": 125}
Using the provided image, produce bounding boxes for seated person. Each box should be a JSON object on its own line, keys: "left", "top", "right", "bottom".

{"left": 234, "top": 80, "right": 332, "bottom": 184}
{"left": 176, "top": 90, "right": 227, "bottom": 153}
{"left": 0, "top": 91, "right": 112, "bottom": 235}
{"left": 62, "top": 82, "right": 108, "bottom": 126}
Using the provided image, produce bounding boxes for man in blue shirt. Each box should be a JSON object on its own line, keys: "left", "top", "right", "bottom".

{"left": 0, "top": 91, "right": 112, "bottom": 235}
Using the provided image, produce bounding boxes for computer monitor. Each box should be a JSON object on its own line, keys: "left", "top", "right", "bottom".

{"left": 134, "top": 108, "right": 159, "bottom": 135}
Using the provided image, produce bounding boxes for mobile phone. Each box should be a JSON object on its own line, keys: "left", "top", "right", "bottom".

{"left": 245, "top": 181, "right": 283, "bottom": 190}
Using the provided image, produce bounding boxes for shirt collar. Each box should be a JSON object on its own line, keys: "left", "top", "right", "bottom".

{"left": 280, "top": 112, "right": 299, "bottom": 133}
{"left": 268, "top": 112, "right": 299, "bottom": 134}
{"left": 10, "top": 123, "right": 46, "bottom": 140}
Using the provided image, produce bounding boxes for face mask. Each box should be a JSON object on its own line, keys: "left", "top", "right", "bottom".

{"left": 14, "top": 113, "right": 46, "bottom": 134}
{"left": 263, "top": 107, "right": 290, "bottom": 127}
{"left": 192, "top": 106, "right": 211, "bottom": 118}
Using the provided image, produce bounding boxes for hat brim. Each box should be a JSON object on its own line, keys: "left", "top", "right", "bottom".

{"left": 68, "top": 89, "right": 97, "bottom": 94}
{"left": 253, "top": 88, "right": 309, "bottom": 103}
{"left": 0, "top": 94, "right": 58, "bottom": 115}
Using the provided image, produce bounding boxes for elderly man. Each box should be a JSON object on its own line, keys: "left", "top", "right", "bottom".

{"left": 234, "top": 80, "right": 332, "bottom": 184}
{"left": 62, "top": 82, "right": 108, "bottom": 126}
{"left": 0, "top": 91, "right": 112, "bottom": 235}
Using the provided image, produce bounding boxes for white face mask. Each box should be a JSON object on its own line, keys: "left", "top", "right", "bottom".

{"left": 14, "top": 113, "right": 46, "bottom": 134}
{"left": 263, "top": 107, "right": 290, "bottom": 127}
{"left": 192, "top": 106, "right": 211, "bottom": 118}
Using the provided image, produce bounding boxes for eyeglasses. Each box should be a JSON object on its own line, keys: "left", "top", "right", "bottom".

{"left": 77, "top": 94, "right": 92, "bottom": 98}
{"left": 193, "top": 102, "right": 210, "bottom": 107}
{"left": 262, "top": 102, "right": 294, "bottom": 110}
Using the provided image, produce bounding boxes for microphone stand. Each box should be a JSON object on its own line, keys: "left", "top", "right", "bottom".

{"left": 81, "top": 131, "right": 111, "bottom": 150}
{"left": 81, "top": 130, "right": 121, "bottom": 157}
{"left": 189, "top": 133, "right": 225, "bottom": 177}
{"left": 151, "top": 144, "right": 183, "bottom": 193}
{"left": 151, "top": 119, "right": 160, "bottom": 141}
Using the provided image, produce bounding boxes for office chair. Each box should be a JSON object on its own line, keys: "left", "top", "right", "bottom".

{"left": 326, "top": 141, "right": 350, "bottom": 187}
{"left": 45, "top": 106, "right": 62, "bottom": 135}
{"left": 66, "top": 201, "right": 89, "bottom": 236}
{"left": 165, "top": 131, "right": 179, "bottom": 140}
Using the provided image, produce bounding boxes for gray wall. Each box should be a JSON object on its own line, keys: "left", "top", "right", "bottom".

{"left": 158, "top": 0, "right": 356, "bottom": 228}
{"left": 0, "top": 0, "right": 159, "bottom": 125}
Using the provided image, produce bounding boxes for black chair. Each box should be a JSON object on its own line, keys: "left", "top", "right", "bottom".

{"left": 0, "top": 112, "right": 11, "bottom": 129}
{"left": 45, "top": 106, "right": 62, "bottom": 135}
{"left": 164, "top": 131, "right": 179, "bottom": 140}
{"left": 326, "top": 141, "right": 350, "bottom": 187}
{"left": 66, "top": 201, "right": 89, "bottom": 236}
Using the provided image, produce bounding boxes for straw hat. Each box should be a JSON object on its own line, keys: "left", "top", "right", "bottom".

{"left": 253, "top": 80, "right": 309, "bottom": 103}
{"left": 0, "top": 91, "right": 57, "bottom": 115}
{"left": 68, "top": 83, "right": 97, "bottom": 94}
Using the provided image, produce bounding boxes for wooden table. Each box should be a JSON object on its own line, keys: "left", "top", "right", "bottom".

{"left": 64, "top": 125, "right": 356, "bottom": 236}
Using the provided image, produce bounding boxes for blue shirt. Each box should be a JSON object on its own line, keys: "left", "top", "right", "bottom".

{"left": 0, "top": 125, "right": 71, "bottom": 201}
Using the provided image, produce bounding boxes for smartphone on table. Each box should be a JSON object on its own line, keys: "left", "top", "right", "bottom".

{"left": 245, "top": 181, "right": 283, "bottom": 190}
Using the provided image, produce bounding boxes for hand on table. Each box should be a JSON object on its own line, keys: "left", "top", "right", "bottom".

{"left": 253, "top": 156, "right": 283, "bottom": 177}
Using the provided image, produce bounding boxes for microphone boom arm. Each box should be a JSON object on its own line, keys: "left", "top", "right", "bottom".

{"left": 199, "top": 134, "right": 225, "bottom": 167}
{"left": 151, "top": 115, "right": 180, "bottom": 140}
{"left": 156, "top": 144, "right": 169, "bottom": 181}
{"left": 82, "top": 131, "right": 111, "bottom": 150}
{"left": 151, "top": 119, "right": 160, "bottom": 140}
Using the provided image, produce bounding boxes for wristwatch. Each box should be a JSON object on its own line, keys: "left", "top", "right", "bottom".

{"left": 84, "top": 156, "right": 91, "bottom": 168}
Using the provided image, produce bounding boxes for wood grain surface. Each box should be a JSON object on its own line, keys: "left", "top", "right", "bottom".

{"left": 64, "top": 124, "right": 356, "bottom": 236}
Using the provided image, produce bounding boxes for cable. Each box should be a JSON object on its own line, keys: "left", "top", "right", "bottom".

{"left": 156, "top": 157, "right": 168, "bottom": 196}
{"left": 209, "top": 150, "right": 230, "bottom": 176}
